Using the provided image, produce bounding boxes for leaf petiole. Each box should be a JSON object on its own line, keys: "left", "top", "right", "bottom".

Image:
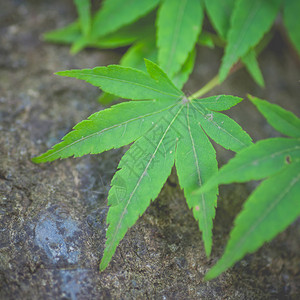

{"left": 188, "top": 74, "right": 219, "bottom": 100}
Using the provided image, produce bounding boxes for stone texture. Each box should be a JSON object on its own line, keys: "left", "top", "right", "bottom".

{"left": 0, "top": 1, "right": 299, "bottom": 299}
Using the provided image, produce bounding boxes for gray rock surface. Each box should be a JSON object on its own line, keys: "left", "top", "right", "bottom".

{"left": 0, "top": 1, "right": 299, "bottom": 299}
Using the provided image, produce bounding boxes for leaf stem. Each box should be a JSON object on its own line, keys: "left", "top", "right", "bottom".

{"left": 188, "top": 29, "right": 274, "bottom": 101}
{"left": 188, "top": 74, "right": 220, "bottom": 100}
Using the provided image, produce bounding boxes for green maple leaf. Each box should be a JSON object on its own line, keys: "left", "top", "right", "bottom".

{"left": 99, "top": 37, "right": 196, "bottom": 104}
{"left": 156, "top": 0, "right": 203, "bottom": 78}
{"left": 195, "top": 95, "right": 300, "bottom": 280}
{"left": 218, "top": 0, "right": 282, "bottom": 81}
{"left": 283, "top": 0, "right": 300, "bottom": 55}
{"left": 33, "top": 60, "right": 252, "bottom": 270}
{"left": 204, "top": 0, "right": 265, "bottom": 86}
{"left": 74, "top": 0, "right": 91, "bottom": 37}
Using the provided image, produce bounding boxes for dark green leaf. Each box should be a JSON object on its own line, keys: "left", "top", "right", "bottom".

{"left": 74, "top": 0, "right": 91, "bottom": 36}
{"left": 249, "top": 95, "right": 300, "bottom": 138}
{"left": 172, "top": 49, "right": 196, "bottom": 89}
{"left": 195, "top": 95, "right": 243, "bottom": 111}
{"left": 56, "top": 63, "right": 183, "bottom": 101}
{"left": 198, "top": 31, "right": 215, "bottom": 48}
{"left": 204, "top": 0, "right": 235, "bottom": 39}
{"left": 194, "top": 138, "right": 300, "bottom": 194}
{"left": 191, "top": 101, "right": 252, "bottom": 152}
{"left": 242, "top": 49, "right": 265, "bottom": 87}
{"left": 175, "top": 105, "right": 218, "bottom": 256}
{"left": 219, "top": 0, "right": 282, "bottom": 81}
{"left": 101, "top": 104, "right": 182, "bottom": 270}
{"left": 205, "top": 160, "right": 300, "bottom": 280}
{"left": 91, "top": 0, "right": 160, "bottom": 39}
{"left": 283, "top": 0, "right": 300, "bottom": 54}
{"left": 32, "top": 100, "right": 176, "bottom": 163}
{"left": 157, "top": 0, "right": 203, "bottom": 77}
{"left": 34, "top": 60, "right": 249, "bottom": 271}
{"left": 43, "top": 22, "right": 81, "bottom": 44}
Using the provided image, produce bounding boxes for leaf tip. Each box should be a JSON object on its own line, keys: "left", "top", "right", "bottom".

{"left": 247, "top": 94, "right": 260, "bottom": 106}
{"left": 31, "top": 156, "right": 40, "bottom": 164}
{"left": 204, "top": 270, "right": 215, "bottom": 281}
{"left": 192, "top": 184, "right": 211, "bottom": 196}
{"left": 204, "top": 245, "right": 212, "bottom": 259}
{"left": 99, "top": 262, "right": 106, "bottom": 272}
{"left": 99, "top": 256, "right": 110, "bottom": 272}
{"left": 247, "top": 94, "right": 254, "bottom": 101}
{"left": 55, "top": 70, "right": 69, "bottom": 77}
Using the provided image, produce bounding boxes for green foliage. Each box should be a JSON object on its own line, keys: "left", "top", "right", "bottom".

{"left": 172, "top": 49, "right": 196, "bottom": 89}
{"left": 45, "top": 0, "right": 300, "bottom": 81}
{"left": 195, "top": 96, "right": 300, "bottom": 280}
{"left": 241, "top": 49, "right": 264, "bottom": 87}
{"left": 198, "top": 32, "right": 215, "bottom": 49}
{"left": 204, "top": 0, "right": 235, "bottom": 40}
{"left": 250, "top": 96, "right": 300, "bottom": 138}
{"left": 219, "top": 0, "right": 282, "bottom": 81}
{"left": 91, "top": 0, "right": 159, "bottom": 39}
{"left": 156, "top": 0, "right": 203, "bottom": 77}
{"left": 98, "top": 38, "right": 196, "bottom": 104}
{"left": 44, "top": 0, "right": 300, "bottom": 93}
{"left": 44, "top": 22, "right": 81, "bottom": 44}
{"left": 219, "top": 0, "right": 281, "bottom": 81}
{"left": 204, "top": 0, "right": 265, "bottom": 86}
{"left": 38, "top": 0, "right": 300, "bottom": 280}
{"left": 283, "top": 0, "right": 300, "bottom": 53}
{"left": 43, "top": 0, "right": 300, "bottom": 96}
{"left": 33, "top": 60, "right": 252, "bottom": 271}
{"left": 74, "top": 0, "right": 91, "bottom": 37}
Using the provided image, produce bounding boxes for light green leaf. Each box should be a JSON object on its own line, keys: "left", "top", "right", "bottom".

{"left": 198, "top": 31, "right": 215, "bottom": 48}
{"left": 283, "top": 0, "right": 300, "bottom": 54}
{"left": 175, "top": 105, "right": 218, "bottom": 256}
{"left": 205, "top": 160, "right": 300, "bottom": 280}
{"left": 56, "top": 64, "right": 183, "bottom": 101}
{"left": 122, "top": 39, "right": 196, "bottom": 90}
{"left": 100, "top": 104, "right": 182, "bottom": 270}
{"left": 172, "top": 48, "right": 196, "bottom": 89}
{"left": 157, "top": 0, "right": 203, "bottom": 77}
{"left": 219, "top": 0, "right": 282, "bottom": 81}
{"left": 195, "top": 95, "right": 243, "bottom": 111}
{"left": 43, "top": 22, "right": 81, "bottom": 44}
{"left": 74, "top": 0, "right": 91, "bottom": 36}
{"left": 100, "top": 40, "right": 195, "bottom": 104}
{"left": 97, "top": 92, "right": 117, "bottom": 105}
{"left": 71, "top": 13, "right": 156, "bottom": 54}
{"left": 46, "top": 12, "right": 156, "bottom": 54}
{"left": 144, "top": 59, "right": 181, "bottom": 94}
{"left": 195, "top": 138, "right": 300, "bottom": 195}
{"left": 70, "top": 36, "right": 89, "bottom": 54}
{"left": 191, "top": 101, "right": 252, "bottom": 152}
{"left": 32, "top": 100, "right": 176, "bottom": 163}
{"left": 34, "top": 60, "right": 249, "bottom": 271}
{"left": 91, "top": 0, "right": 160, "bottom": 39}
{"left": 121, "top": 38, "right": 158, "bottom": 72}
{"left": 99, "top": 38, "right": 158, "bottom": 104}
{"left": 242, "top": 49, "right": 265, "bottom": 87}
{"left": 249, "top": 95, "right": 300, "bottom": 138}
{"left": 90, "top": 13, "right": 155, "bottom": 49}
{"left": 204, "top": 0, "right": 235, "bottom": 39}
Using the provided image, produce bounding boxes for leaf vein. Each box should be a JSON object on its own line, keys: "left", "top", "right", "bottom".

{"left": 191, "top": 102, "right": 247, "bottom": 147}
{"left": 42, "top": 103, "right": 178, "bottom": 160}
{"left": 222, "top": 172, "right": 300, "bottom": 268}
{"left": 71, "top": 72, "right": 182, "bottom": 98}
{"left": 187, "top": 104, "right": 209, "bottom": 237}
{"left": 107, "top": 105, "right": 183, "bottom": 253}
